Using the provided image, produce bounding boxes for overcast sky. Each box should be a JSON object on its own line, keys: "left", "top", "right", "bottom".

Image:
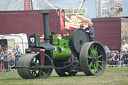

{"left": 0, "top": 0, "right": 128, "bottom": 18}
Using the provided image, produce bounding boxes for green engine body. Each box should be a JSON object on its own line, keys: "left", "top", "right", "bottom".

{"left": 51, "top": 34, "right": 71, "bottom": 60}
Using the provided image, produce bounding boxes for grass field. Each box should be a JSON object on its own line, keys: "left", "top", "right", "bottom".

{"left": 0, "top": 67, "right": 128, "bottom": 85}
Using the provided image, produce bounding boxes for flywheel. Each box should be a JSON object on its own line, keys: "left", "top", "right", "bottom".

{"left": 71, "top": 28, "right": 89, "bottom": 54}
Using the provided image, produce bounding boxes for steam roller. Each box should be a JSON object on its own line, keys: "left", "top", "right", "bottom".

{"left": 16, "top": 13, "right": 106, "bottom": 79}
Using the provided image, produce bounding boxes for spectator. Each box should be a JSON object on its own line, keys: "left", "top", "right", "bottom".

{"left": 8, "top": 46, "right": 12, "bottom": 54}
{"left": 110, "top": 52, "right": 119, "bottom": 65}
{"left": 3, "top": 45, "right": 12, "bottom": 71}
{"left": 0, "top": 45, "right": 3, "bottom": 58}
{"left": 121, "top": 51, "right": 128, "bottom": 66}
{"left": 14, "top": 45, "right": 22, "bottom": 66}
{"left": 0, "top": 45, "right": 3, "bottom": 70}
{"left": 0, "top": 45, "right": 2, "bottom": 51}
{"left": 121, "top": 39, "right": 128, "bottom": 53}
{"left": 1, "top": 43, "right": 5, "bottom": 49}
{"left": 84, "top": 22, "right": 94, "bottom": 41}
{"left": 10, "top": 62, "right": 15, "bottom": 71}
{"left": 8, "top": 46, "right": 15, "bottom": 71}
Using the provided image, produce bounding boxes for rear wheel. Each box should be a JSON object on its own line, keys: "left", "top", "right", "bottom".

{"left": 80, "top": 42, "right": 106, "bottom": 76}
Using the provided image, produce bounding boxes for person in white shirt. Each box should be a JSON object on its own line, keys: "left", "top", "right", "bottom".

{"left": 121, "top": 40, "right": 128, "bottom": 52}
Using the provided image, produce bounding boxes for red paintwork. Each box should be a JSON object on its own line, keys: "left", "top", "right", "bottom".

{"left": 40, "top": 49, "right": 45, "bottom": 65}
{"left": 0, "top": 10, "right": 63, "bottom": 37}
{"left": 92, "top": 17, "right": 128, "bottom": 51}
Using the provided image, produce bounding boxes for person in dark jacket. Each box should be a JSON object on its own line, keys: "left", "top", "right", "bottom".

{"left": 121, "top": 51, "right": 128, "bottom": 66}
{"left": 84, "top": 22, "right": 94, "bottom": 41}
{"left": 110, "top": 52, "right": 119, "bottom": 65}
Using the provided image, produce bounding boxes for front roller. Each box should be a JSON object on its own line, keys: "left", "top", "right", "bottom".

{"left": 17, "top": 53, "right": 53, "bottom": 79}
{"left": 80, "top": 42, "right": 106, "bottom": 76}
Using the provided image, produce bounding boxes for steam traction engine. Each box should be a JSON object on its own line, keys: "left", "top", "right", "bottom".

{"left": 16, "top": 13, "right": 106, "bottom": 79}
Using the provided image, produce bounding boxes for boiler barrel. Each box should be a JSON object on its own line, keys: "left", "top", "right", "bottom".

{"left": 52, "top": 46, "right": 71, "bottom": 60}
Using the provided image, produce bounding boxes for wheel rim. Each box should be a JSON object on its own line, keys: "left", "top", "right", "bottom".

{"left": 88, "top": 44, "right": 103, "bottom": 74}
{"left": 80, "top": 42, "right": 106, "bottom": 76}
{"left": 30, "top": 54, "right": 53, "bottom": 78}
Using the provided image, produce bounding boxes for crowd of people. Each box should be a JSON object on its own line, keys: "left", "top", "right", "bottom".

{"left": 109, "top": 39, "right": 128, "bottom": 66}
{"left": 0, "top": 44, "right": 22, "bottom": 72}
{"left": 120, "top": 39, "right": 128, "bottom": 66}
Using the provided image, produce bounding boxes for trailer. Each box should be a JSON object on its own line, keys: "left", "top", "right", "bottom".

{"left": 0, "top": 33, "right": 28, "bottom": 54}
{"left": 92, "top": 17, "right": 128, "bottom": 51}
{"left": 0, "top": 9, "right": 64, "bottom": 37}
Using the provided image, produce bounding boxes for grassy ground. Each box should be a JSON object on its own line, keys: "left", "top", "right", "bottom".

{"left": 0, "top": 67, "right": 128, "bottom": 85}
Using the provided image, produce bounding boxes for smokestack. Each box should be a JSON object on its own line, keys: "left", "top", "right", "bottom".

{"left": 43, "top": 13, "right": 50, "bottom": 43}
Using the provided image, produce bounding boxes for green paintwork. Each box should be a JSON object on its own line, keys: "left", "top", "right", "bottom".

{"left": 88, "top": 46, "right": 102, "bottom": 73}
{"left": 59, "top": 39, "right": 69, "bottom": 47}
{"left": 51, "top": 34, "right": 71, "bottom": 60}
{"left": 52, "top": 46, "right": 71, "bottom": 60}
{"left": 62, "top": 36, "right": 72, "bottom": 40}
{"left": 52, "top": 35, "right": 59, "bottom": 45}
{"left": 89, "top": 46, "right": 98, "bottom": 56}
